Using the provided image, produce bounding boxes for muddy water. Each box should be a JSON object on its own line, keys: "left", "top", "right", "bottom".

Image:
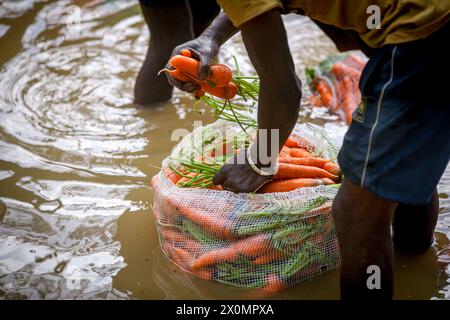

{"left": 0, "top": 1, "right": 448, "bottom": 300}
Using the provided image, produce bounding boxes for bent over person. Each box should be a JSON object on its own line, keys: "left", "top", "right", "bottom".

{"left": 165, "top": 0, "right": 450, "bottom": 299}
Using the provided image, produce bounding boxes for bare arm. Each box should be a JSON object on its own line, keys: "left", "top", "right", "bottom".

{"left": 241, "top": 9, "right": 302, "bottom": 158}
{"left": 185, "top": 11, "right": 239, "bottom": 78}
{"left": 202, "top": 11, "right": 238, "bottom": 50}
{"left": 213, "top": 9, "right": 302, "bottom": 192}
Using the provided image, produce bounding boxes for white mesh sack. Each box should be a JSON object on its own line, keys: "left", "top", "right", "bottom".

{"left": 151, "top": 120, "right": 341, "bottom": 292}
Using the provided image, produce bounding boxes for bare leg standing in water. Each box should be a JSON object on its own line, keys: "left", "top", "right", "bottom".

{"left": 134, "top": 0, "right": 219, "bottom": 105}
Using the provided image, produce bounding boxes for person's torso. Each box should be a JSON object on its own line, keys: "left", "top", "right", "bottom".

{"left": 285, "top": 0, "right": 450, "bottom": 47}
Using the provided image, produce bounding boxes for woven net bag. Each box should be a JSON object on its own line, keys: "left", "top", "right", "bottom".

{"left": 151, "top": 120, "right": 341, "bottom": 292}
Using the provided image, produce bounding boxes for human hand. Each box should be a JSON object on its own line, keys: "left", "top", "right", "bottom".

{"left": 165, "top": 35, "right": 220, "bottom": 94}
{"left": 213, "top": 149, "right": 273, "bottom": 193}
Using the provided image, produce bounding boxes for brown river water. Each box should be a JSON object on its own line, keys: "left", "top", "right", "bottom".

{"left": 0, "top": 0, "right": 449, "bottom": 300}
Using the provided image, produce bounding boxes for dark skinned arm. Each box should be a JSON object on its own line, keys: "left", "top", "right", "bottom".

{"left": 213, "top": 9, "right": 302, "bottom": 193}
{"left": 166, "top": 11, "right": 239, "bottom": 93}
{"left": 245, "top": 9, "right": 302, "bottom": 155}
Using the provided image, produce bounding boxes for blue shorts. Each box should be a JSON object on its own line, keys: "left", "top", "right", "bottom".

{"left": 338, "top": 23, "right": 450, "bottom": 205}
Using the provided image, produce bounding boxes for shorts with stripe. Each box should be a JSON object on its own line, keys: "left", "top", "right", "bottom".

{"left": 337, "top": 23, "right": 450, "bottom": 205}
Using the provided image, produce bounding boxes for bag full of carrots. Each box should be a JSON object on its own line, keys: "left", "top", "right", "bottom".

{"left": 306, "top": 53, "right": 367, "bottom": 125}
{"left": 151, "top": 119, "right": 342, "bottom": 293}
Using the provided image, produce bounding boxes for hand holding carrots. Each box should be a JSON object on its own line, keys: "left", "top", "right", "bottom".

{"left": 162, "top": 49, "right": 237, "bottom": 99}
{"left": 163, "top": 34, "right": 219, "bottom": 91}
{"left": 162, "top": 45, "right": 237, "bottom": 99}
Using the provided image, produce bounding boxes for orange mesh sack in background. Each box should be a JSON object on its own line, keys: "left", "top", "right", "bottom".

{"left": 151, "top": 120, "right": 341, "bottom": 292}
{"left": 306, "top": 53, "right": 367, "bottom": 125}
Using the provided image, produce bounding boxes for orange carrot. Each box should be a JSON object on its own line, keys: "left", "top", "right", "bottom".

{"left": 200, "top": 81, "right": 237, "bottom": 100}
{"left": 181, "top": 238, "right": 202, "bottom": 252}
{"left": 260, "top": 178, "right": 324, "bottom": 193}
{"left": 191, "top": 248, "right": 234, "bottom": 269}
{"left": 166, "top": 197, "right": 235, "bottom": 240}
{"left": 310, "top": 233, "right": 326, "bottom": 246}
{"left": 262, "top": 273, "right": 285, "bottom": 293}
{"left": 322, "top": 219, "right": 334, "bottom": 233}
{"left": 332, "top": 62, "right": 361, "bottom": 82}
{"left": 342, "top": 76, "right": 357, "bottom": 124}
{"left": 253, "top": 251, "right": 285, "bottom": 265}
{"left": 289, "top": 148, "right": 313, "bottom": 158}
{"left": 162, "top": 243, "right": 171, "bottom": 258}
{"left": 193, "top": 269, "right": 212, "bottom": 280}
{"left": 159, "top": 198, "right": 182, "bottom": 225}
{"left": 309, "top": 95, "right": 323, "bottom": 107}
{"left": 206, "top": 64, "right": 234, "bottom": 88}
{"left": 176, "top": 172, "right": 199, "bottom": 186}
{"left": 159, "top": 228, "right": 202, "bottom": 252}
{"left": 321, "top": 178, "right": 335, "bottom": 185}
{"left": 168, "top": 55, "right": 232, "bottom": 87}
{"left": 343, "top": 54, "right": 366, "bottom": 71}
{"left": 285, "top": 136, "right": 303, "bottom": 148}
{"left": 168, "top": 55, "right": 199, "bottom": 78}
{"left": 303, "top": 202, "right": 333, "bottom": 219}
{"left": 316, "top": 79, "right": 334, "bottom": 107}
{"left": 208, "top": 141, "right": 233, "bottom": 157}
{"left": 180, "top": 49, "right": 192, "bottom": 57}
{"left": 275, "top": 163, "right": 339, "bottom": 180}
{"left": 322, "top": 162, "right": 341, "bottom": 176}
{"left": 164, "top": 69, "right": 191, "bottom": 83}
{"left": 333, "top": 79, "right": 345, "bottom": 112}
{"left": 170, "top": 247, "right": 193, "bottom": 266}
{"left": 232, "top": 234, "right": 271, "bottom": 256}
{"left": 159, "top": 228, "right": 184, "bottom": 242}
{"left": 164, "top": 168, "right": 182, "bottom": 185}
{"left": 280, "top": 146, "right": 291, "bottom": 157}
{"left": 278, "top": 156, "right": 329, "bottom": 167}
{"left": 191, "top": 234, "right": 270, "bottom": 269}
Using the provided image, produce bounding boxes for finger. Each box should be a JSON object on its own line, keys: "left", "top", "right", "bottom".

{"left": 198, "top": 55, "right": 212, "bottom": 80}
{"left": 166, "top": 73, "right": 199, "bottom": 93}
{"left": 190, "top": 48, "right": 211, "bottom": 80}
{"left": 178, "top": 82, "right": 199, "bottom": 93}
{"left": 170, "top": 46, "right": 182, "bottom": 59}
{"left": 188, "top": 49, "right": 201, "bottom": 61}
{"left": 221, "top": 180, "right": 236, "bottom": 192}
{"left": 164, "top": 62, "right": 199, "bottom": 92}
{"left": 212, "top": 166, "right": 227, "bottom": 185}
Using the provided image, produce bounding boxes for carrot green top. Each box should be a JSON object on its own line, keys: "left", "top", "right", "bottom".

{"left": 217, "top": 0, "right": 450, "bottom": 48}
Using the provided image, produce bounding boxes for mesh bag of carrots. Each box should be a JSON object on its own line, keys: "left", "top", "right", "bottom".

{"left": 151, "top": 120, "right": 342, "bottom": 293}
{"left": 306, "top": 53, "right": 367, "bottom": 125}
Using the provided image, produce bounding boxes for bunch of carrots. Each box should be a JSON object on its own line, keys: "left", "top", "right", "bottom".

{"left": 306, "top": 54, "right": 367, "bottom": 125}
{"left": 259, "top": 136, "right": 341, "bottom": 193}
{"left": 165, "top": 134, "right": 341, "bottom": 193}
{"left": 160, "top": 49, "right": 238, "bottom": 100}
